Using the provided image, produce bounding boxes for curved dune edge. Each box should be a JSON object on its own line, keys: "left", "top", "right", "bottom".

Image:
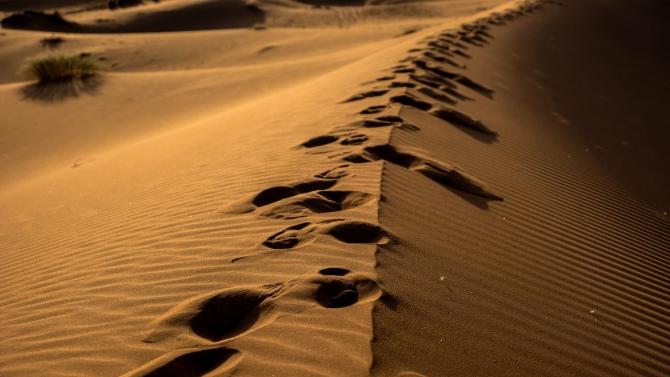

{"left": 0, "top": 0, "right": 520, "bottom": 33}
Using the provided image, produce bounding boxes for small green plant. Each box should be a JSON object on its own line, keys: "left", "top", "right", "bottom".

{"left": 22, "top": 54, "right": 101, "bottom": 82}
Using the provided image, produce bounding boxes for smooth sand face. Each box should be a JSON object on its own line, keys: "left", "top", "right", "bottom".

{"left": 1, "top": 0, "right": 669, "bottom": 376}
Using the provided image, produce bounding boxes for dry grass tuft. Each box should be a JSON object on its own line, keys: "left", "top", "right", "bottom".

{"left": 22, "top": 54, "right": 101, "bottom": 83}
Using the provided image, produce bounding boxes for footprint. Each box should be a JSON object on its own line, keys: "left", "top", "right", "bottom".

{"left": 224, "top": 177, "right": 339, "bottom": 213}
{"left": 343, "top": 144, "right": 503, "bottom": 202}
{"left": 417, "top": 86, "right": 457, "bottom": 105}
{"left": 343, "top": 89, "right": 389, "bottom": 103}
{"left": 254, "top": 179, "right": 336, "bottom": 206}
{"left": 411, "top": 70, "right": 468, "bottom": 99}
{"left": 454, "top": 76, "right": 494, "bottom": 97}
{"left": 318, "top": 267, "right": 351, "bottom": 276}
{"left": 301, "top": 135, "right": 339, "bottom": 148}
{"left": 340, "top": 134, "right": 369, "bottom": 145}
{"left": 263, "top": 221, "right": 314, "bottom": 249}
{"left": 332, "top": 116, "right": 404, "bottom": 132}
{"left": 143, "top": 286, "right": 278, "bottom": 344}
{"left": 263, "top": 219, "right": 388, "bottom": 249}
{"left": 375, "top": 115, "right": 404, "bottom": 123}
{"left": 415, "top": 58, "right": 495, "bottom": 98}
{"left": 390, "top": 93, "right": 433, "bottom": 111}
{"left": 121, "top": 347, "right": 241, "bottom": 377}
{"left": 413, "top": 59, "right": 459, "bottom": 80}
{"left": 257, "top": 190, "right": 374, "bottom": 219}
{"left": 362, "top": 75, "right": 395, "bottom": 85}
{"left": 452, "top": 49, "right": 471, "bottom": 59}
{"left": 423, "top": 51, "right": 463, "bottom": 68}
{"left": 389, "top": 81, "right": 417, "bottom": 88}
{"left": 360, "top": 104, "right": 388, "bottom": 114}
{"left": 315, "top": 279, "right": 358, "bottom": 308}
{"left": 189, "top": 290, "right": 270, "bottom": 341}
{"left": 326, "top": 220, "right": 387, "bottom": 243}
{"left": 430, "top": 106, "right": 498, "bottom": 136}
{"left": 315, "top": 165, "right": 350, "bottom": 180}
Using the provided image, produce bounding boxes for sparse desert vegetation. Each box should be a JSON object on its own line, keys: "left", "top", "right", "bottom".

{"left": 22, "top": 54, "right": 101, "bottom": 83}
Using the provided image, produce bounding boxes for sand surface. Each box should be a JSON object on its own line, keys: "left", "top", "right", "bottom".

{"left": 1, "top": 0, "right": 669, "bottom": 376}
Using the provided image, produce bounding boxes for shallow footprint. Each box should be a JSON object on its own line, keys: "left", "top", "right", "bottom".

{"left": 315, "top": 165, "right": 350, "bottom": 180}
{"left": 262, "top": 219, "right": 388, "bottom": 249}
{"left": 258, "top": 190, "right": 374, "bottom": 220}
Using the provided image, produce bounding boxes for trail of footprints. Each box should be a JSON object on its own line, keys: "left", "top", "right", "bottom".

{"left": 122, "top": 269, "right": 382, "bottom": 377}
{"left": 123, "top": 2, "right": 556, "bottom": 375}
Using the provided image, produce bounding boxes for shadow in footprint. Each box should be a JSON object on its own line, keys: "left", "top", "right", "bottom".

{"left": 319, "top": 267, "right": 351, "bottom": 276}
{"left": 225, "top": 177, "right": 339, "bottom": 214}
{"left": 190, "top": 291, "right": 268, "bottom": 342}
{"left": 143, "top": 287, "right": 278, "bottom": 345}
{"left": 301, "top": 135, "right": 339, "bottom": 148}
{"left": 124, "top": 347, "right": 240, "bottom": 377}
{"left": 327, "top": 221, "right": 386, "bottom": 243}
{"left": 360, "top": 104, "right": 388, "bottom": 115}
{"left": 390, "top": 93, "right": 433, "bottom": 111}
{"left": 343, "top": 89, "right": 389, "bottom": 103}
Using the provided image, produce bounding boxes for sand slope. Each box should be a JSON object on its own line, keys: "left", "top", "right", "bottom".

{"left": 370, "top": 1, "right": 670, "bottom": 376}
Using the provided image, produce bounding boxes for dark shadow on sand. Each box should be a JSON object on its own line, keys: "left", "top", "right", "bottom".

{"left": 20, "top": 76, "right": 103, "bottom": 103}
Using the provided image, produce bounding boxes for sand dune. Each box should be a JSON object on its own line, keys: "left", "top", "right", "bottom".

{"left": 1, "top": 0, "right": 669, "bottom": 376}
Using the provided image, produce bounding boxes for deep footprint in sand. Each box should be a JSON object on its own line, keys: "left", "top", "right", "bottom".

{"left": 143, "top": 287, "right": 278, "bottom": 344}
{"left": 300, "top": 133, "right": 368, "bottom": 149}
{"left": 121, "top": 347, "right": 242, "bottom": 377}
{"left": 263, "top": 219, "right": 388, "bottom": 249}
{"left": 343, "top": 89, "right": 389, "bottom": 103}
{"left": 189, "top": 290, "right": 270, "bottom": 341}
{"left": 390, "top": 93, "right": 434, "bottom": 111}
{"left": 360, "top": 104, "right": 388, "bottom": 114}
{"left": 301, "top": 135, "right": 340, "bottom": 148}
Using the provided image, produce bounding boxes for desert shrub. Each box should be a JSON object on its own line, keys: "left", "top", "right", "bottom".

{"left": 22, "top": 54, "right": 101, "bottom": 83}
